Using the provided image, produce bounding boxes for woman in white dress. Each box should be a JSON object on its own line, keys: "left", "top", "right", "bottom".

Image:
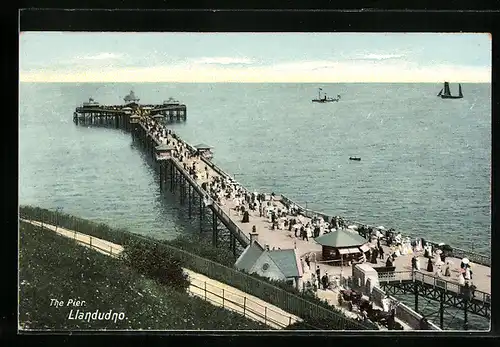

{"left": 415, "top": 257, "right": 421, "bottom": 270}
{"left": 458, "top": 273, "right": 466, "bottom": 286}
{"left": 464, "top": 267, "right": 471, "bottom": 281}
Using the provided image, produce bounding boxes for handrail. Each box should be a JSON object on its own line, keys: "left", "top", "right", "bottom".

{"left": 23, "top": 218, "right": 290, "bottom": 329}
{"left": 188, "top": 277, "right": 302, "bottom": 329}
{"left": 19, "top": 208, "right": 372, "bottom": 330}
{"left": 279, "top": 195, "right": 490, "bottom": 267}
{"left": 20, "top": 219, "right": 121, "bottom": 258}
{"left": 378, "top": 270, "right": 491, "bottom": 303}
{"left": 168, "top": 157, "right": 250, "bottom": 246}
{"left": 139, "top": 117, "right": 250, "bottom": 246}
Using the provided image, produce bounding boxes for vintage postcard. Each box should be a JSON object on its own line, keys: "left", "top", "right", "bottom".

{"left": 19, "top": 30, "right": 491, "bottom": 332}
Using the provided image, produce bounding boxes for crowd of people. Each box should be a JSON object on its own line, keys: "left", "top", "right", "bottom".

{"left": 139, "top": 114, "right": 483, "bottom": 295}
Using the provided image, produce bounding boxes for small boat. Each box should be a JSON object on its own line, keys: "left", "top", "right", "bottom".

{"left": 312, "top": 88, "right": 340, "bottom": 103}
{"left": 437, "top": 82, "right": 463, "bottom": 99}
{"left": 349, "top": 157, "right": 361, "bottom": 161}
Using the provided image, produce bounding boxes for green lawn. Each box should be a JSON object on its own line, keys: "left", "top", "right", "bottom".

{"left": 18, "top": 221, "right": 268, "bottom": 330}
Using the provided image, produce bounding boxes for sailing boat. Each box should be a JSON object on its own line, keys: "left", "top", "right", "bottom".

{"left": 312, "top": 88, "right": 340, "bottom": 103}
{"left": 437, "top": 82, "right": 463, "bottom": 99}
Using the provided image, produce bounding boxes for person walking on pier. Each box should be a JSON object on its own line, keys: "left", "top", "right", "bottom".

{"left": 444, "top": 261, "right": 451, "bottom": 277}
{"left": 464, "top": 267, "right": 471, "bottom": 281}
{"left": 411, "top": 255, "right": 417, "bottom": 271}
{"left": 385, "top": 255, "right": 393, "bottom": 268}
{"left": 300, "top": 226, "right": 308, "bottom": 241}
{"left": 305, "top": 255, "right": 310, "bottom": 269}
{"left": 316, "top": 265, "right": 321, "bottom": 284}
{"left": 426, "top": 257, "right": 434, "bottom": 273}
{"left": 378, "top": 245, "right": 385, "bottom": 259}
{"left": 321, "top": 273, "right": 329, "bottom": 290}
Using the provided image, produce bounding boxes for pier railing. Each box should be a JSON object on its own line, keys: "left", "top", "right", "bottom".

{"left": 168, "top": 154, "right": 250, "bottom": 246}
{"left": 378, "top": 270, "right": 491, "bottom": 304}
{"left": 369, "top": 286, "right": 441, "bottom": 330}
{"left": 143, "top": 121, "right": 250, "bottom": 246}
{"left": 174, "top": 245, "right": 372, "bottom": 330}
{"left": 279, "top": 195, "right": 490, "bottom": 267}
{"left": 210, "top": 203, "right": 251, "bottom": 245}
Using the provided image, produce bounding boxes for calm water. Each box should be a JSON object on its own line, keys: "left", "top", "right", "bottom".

{"left": 19, "top": 83, "right": 491, "bottom": 255}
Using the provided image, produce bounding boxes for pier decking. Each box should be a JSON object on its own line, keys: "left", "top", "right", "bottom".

{"left": 73, "top": 97, "right": 491, "bottom": 330}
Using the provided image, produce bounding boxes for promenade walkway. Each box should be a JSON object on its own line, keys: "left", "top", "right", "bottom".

{"left": 139, "top": 115, "right": 491, "bottom": 296}
{"left": 20, "top": 219, "right": 301, "bottom": 329}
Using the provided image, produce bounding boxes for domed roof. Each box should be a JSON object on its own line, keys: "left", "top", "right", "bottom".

{"left": 124, "top": 90, "right": 140, "bottom": 102}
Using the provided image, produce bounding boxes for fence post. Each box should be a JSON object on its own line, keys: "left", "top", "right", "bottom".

{"left": 289, "top": 316, "right": 292, "bottom": 326}
{"left": 90, "top": 236, "right": 92, "bottom": 248}
{"left": 110, "top": 245, "right": 113, "bottom": 255}
{"left": 243, "top": 297, "right": 246, "bottom": 316}
{"left": 265, "top": 306, "right": 267, "bottom": 325}
{"left": 204, "top": 282, "right": 207, "bottom": 301}
{"left": 222, "top": 289, "right": 225, "bottom": 308}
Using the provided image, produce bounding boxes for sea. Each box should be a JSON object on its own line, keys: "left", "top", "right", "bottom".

{"left": 19, "top": 82, "right": 491, "bottom": 254}
{"left": 19, "top": 82, "right": 491, "bottom": 330}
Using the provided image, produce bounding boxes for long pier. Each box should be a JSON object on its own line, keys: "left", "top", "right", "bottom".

{"left": 73, "top": 95, "right": 490, "bottom": 330}
{"left": 73, "top": 100, "right": 187, "bottom": 127}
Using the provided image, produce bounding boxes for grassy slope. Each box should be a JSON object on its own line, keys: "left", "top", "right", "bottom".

{"left": 18, "top": 221, "right": 267, "bottom": 330}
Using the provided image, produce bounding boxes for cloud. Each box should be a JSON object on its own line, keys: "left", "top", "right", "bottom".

{"left": 19, "top": 61, "right": 491, "bottom": 83}
{"left": 359, "top": 53, "right": 405, "bottom": 60}
{"left": 271, "top": 60, "right": 339, "bottom": 71}
{"left": 192, "top": 57, "right": 255, "bottom": 65}
{"left": 75, "top": 52, "right": 123, "bottom": 61}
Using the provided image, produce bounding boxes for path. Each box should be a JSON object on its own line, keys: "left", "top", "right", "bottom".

{"left": 20, "top": 218, "right": 301, "bottom": 329}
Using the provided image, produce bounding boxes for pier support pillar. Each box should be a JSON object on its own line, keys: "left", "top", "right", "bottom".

{"left": 188, "top": 185, "right": 192, "bottom": 217}
{"left": 463, "top": 296, "right": 469, "bottom": 330}
{"left": 414, "top": 282, "right": 419, "bottom": 312}
{"left": 170, "top": 162, "right": 174, "bottom": 192}
{"left": 180, "top": 176, "right": 185, "bottom": 205}
{"left": 164, "top": 162, "right": 168, "bottom": 190}
{"left": 439, "top": 291, "right": 444, "bottom": 329}
{"left": 159, "top": 163, "right": 163, "bottom": 190}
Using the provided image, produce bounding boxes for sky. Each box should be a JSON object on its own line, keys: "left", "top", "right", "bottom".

{"left": 19, "top": 32, "right": 491, "bottom": 83}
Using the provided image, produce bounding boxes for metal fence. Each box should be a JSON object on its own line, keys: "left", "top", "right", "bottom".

{"left": 152, "top": 241, "right": 370, "bottom": 330}
{"left": 18, "top": 207, "right": 370, "bottom": 330}
{"left": 20, "top": 218, "right": 122, "bottom": 258}
{"left": 279, "top": 195, "right": 490, "bottom": 267}
{"left": 188, "top": 276, "right": 302, "bottom": 329}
